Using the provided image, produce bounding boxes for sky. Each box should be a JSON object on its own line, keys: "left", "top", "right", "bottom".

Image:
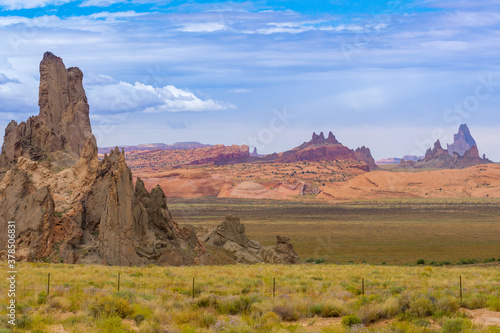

{"left": 0, "top": 0, "right": 500, "bottom": 161}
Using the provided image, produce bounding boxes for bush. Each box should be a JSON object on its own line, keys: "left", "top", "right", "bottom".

{"left": 458, "top": 258, "right": 477, "bottom": 265}
{"left": 436, "top": 296, "right": 460, "bottom": 315}
{"left": 308, "top": 303, "right": 323, "bottom": 316}
{"left": 196, "top": 295, "right": 212, "bottom": 308}
{"left": 358, "top": 304, "right": 383, "bottom": 325}
{"left": 382, "top": 297, "right": 400, "bottom": 318}
{"left": 199, "top": 312, "right": 216, "bottom": 328}
{"left": 416, "top": 259, "right": 425, "bottom": 265}
{"left": 341, "top": 314, "right": 362, "bottom": 327}
{"left": 96, "top": 316, "right": 133, "bottom": 333}
{"left": 17, "top": 315, "right": 33, "bottom": 329}
{"left": 407, "top": 295, "right": 434, "bottom": 318}
{"left": 442, "top": 318, "right": 467, "bottom": 333}
{"left": 134, "top": 314, "right": 145, "bottom": 325}
{"left": 262, "top": 311, "right": 281, "bottom": 323}
{"left": 483, "top": 258, "right": 496, "bottom": 263}
{"left": 216, "top": 295, "right": 261, "bottom": 315}
{"left": 462, "top": 294, "right": 487, "bottom": 310}
{"left": 49, "top": 296, "right": 71, "bottom": 311}
{"left": 273, "top": 305, "right": 298, "bottom": 321}
{"left": 89, "top": 295, "right": 134, "bottom": 319}
{"left": 37, "top": 291, "right": 47, "bottom": 305}
{"left": 487, "top": 295, "right": 500, "bottom": 311}
{"left": 322, "top": 300, "right": 345, "bottom": 318}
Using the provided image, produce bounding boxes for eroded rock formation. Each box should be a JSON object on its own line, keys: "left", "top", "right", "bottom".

{"left": 447, "top": 124, "right": 477, "bottom": 156}
{"left": 0, "top": 53, "right": 205, "bottom": 265}
{"left": 203, "top": 216, "right": 301, "bottom": 264}
{"left": 400, "top": 125, "right": 492, "bottom": 169}
{"left": 0, "top": 52, "right": 300, "bottom": 266}
{"left": 265, "top": 131, "right": 378, "bottom": 171}
{"left": 0, "top": 52, "right": 94, "bottom": 169}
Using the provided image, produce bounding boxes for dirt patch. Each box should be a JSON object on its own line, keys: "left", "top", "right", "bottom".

{"left": 466, "top": 308, "right": 500, "bottom": 327}
{"left": 292, "top": 317, "right": 342, "bottom": 331}
{"left": 47, "top": 325, "right": 67, "bottom": 333}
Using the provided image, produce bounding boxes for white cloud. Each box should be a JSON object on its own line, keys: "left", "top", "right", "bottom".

{"left": 80, "top": 0, "right": 123, "bottom": 7}
{"left": 0, "top": 0, "right": 73, "bottom": 10}
{"left": 86, "top": 79, "right": 234, "bottom": 114}
{"left": 177, "top": 22, "right": 227, "bottom": 33}
{"left": 228, "top": 88, "right": 251, "bottom": 93}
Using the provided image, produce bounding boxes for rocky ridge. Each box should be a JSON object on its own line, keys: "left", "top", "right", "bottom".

{"left": 264, "top": 131, "right": 378, "bottom": 171}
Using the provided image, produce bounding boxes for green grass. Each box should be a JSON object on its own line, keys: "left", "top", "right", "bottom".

{"left": 169, "top": 197, "right": 500, "bottom": 264}
{"left": 0, "top": 262, "right": 499, "bottom": 332}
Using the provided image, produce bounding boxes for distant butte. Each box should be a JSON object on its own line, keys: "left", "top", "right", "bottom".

{"left": 400, "top": 124, "right": 492, "bottom": 169}
{"left": 262, "top": 131, "right": 378, "bottom": 171}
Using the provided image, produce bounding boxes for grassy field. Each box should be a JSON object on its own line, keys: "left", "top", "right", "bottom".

{"left": 1, "top": 262, "right": 499, "bottom": 332}
{"left": 168, "top": 197, "right": 500, "bottom": 265}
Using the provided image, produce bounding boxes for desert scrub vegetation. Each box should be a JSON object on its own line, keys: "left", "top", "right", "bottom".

{"left": 0, "top": 262, "right": 499, "bottom": 332}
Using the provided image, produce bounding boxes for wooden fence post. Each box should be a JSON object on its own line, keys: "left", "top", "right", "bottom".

{"left": 460, "top": 275, "right": 463, "bottom": 303}
{"left": 192, "top": 277, "right": 195, "bottom": 299}
{"left": 47, "top": 273, "right": 50, "bottom": 296}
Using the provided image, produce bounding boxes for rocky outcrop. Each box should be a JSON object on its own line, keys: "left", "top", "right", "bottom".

{"left": 203, "top": 216, "right": 301, "bottom": 264}
{"left": 0, "top": 53, "right": 206, "bottom": 266}
{"left": 0, "top": 166, "right": 55, "bottom": 261}
{"left": 260, "top": 235, "right": 301, "bottom": 264}
{"left": 77, "top": 147, "right": 206, "bottom": 266}
{"left": 0, "top": 52, "right": 94, "bottom": 169}
{"left": 447, "top": 124, "right": 477, "bottom": 156}
{"left": 266, "top": 131, "right": 378, "bottom": 171}
{"left": 400, "top": 125, "right": 492, "bottom": 169}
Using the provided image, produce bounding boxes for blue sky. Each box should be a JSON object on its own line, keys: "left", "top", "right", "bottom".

{"left": 1, "top": 0, "right": 500, "bottom": 160}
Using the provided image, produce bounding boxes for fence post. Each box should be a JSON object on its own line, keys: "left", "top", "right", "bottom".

{"left": 273, "top": 278, "right": 276, "bottom": 298}
{"left": 118, "top": 273, "right": 121, "bottom": 292}
{"left": 362, "top": 278, "right": 365, "bottom": 295}
{"left": 460, "top": 275, "right": 462, "bottom": 303}
{"left": 192, "top": 277, "right": 195, "bottom": 299}
{"left": 47, "top": 273, "right": 50, "bottom": 296}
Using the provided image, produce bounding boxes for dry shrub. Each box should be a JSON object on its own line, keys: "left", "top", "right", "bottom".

{"left": 357, "top": 303, "right": 383, "bottom": 325}
{"left": 88, "top": 295, "right": 134, "bottom": 319}
{"left": 322, "top": 300, "right": 346, "bottom": 317}
{"left": 273, "top": 305, "right": 299, "bottom": 321}
{"left": 382, "top": 297, "right": 400, "bottom": 318}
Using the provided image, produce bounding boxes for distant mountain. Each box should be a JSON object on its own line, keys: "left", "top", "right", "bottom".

{"left": 401, "top": 124, "right": 492, "bottom": 169}
{"left": 403, "top": 155, "right": 423, "bottom": 162}
{"left": 125, "top": 144, "right": 252, "bottom": 172}
{"left": 447, "top": 124, "right": 477, "bottom": 156}
{"left": 262, "top": 131, "right": 378, "bottom": 171}
{"left": 376, "top": 158, "right": 401, "bottom": 165}
{"left": 98, "top": 142, "right": 212, "bottom": 154}
{"left": 376, "top": 155, "right": 423, "bottom": 165}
